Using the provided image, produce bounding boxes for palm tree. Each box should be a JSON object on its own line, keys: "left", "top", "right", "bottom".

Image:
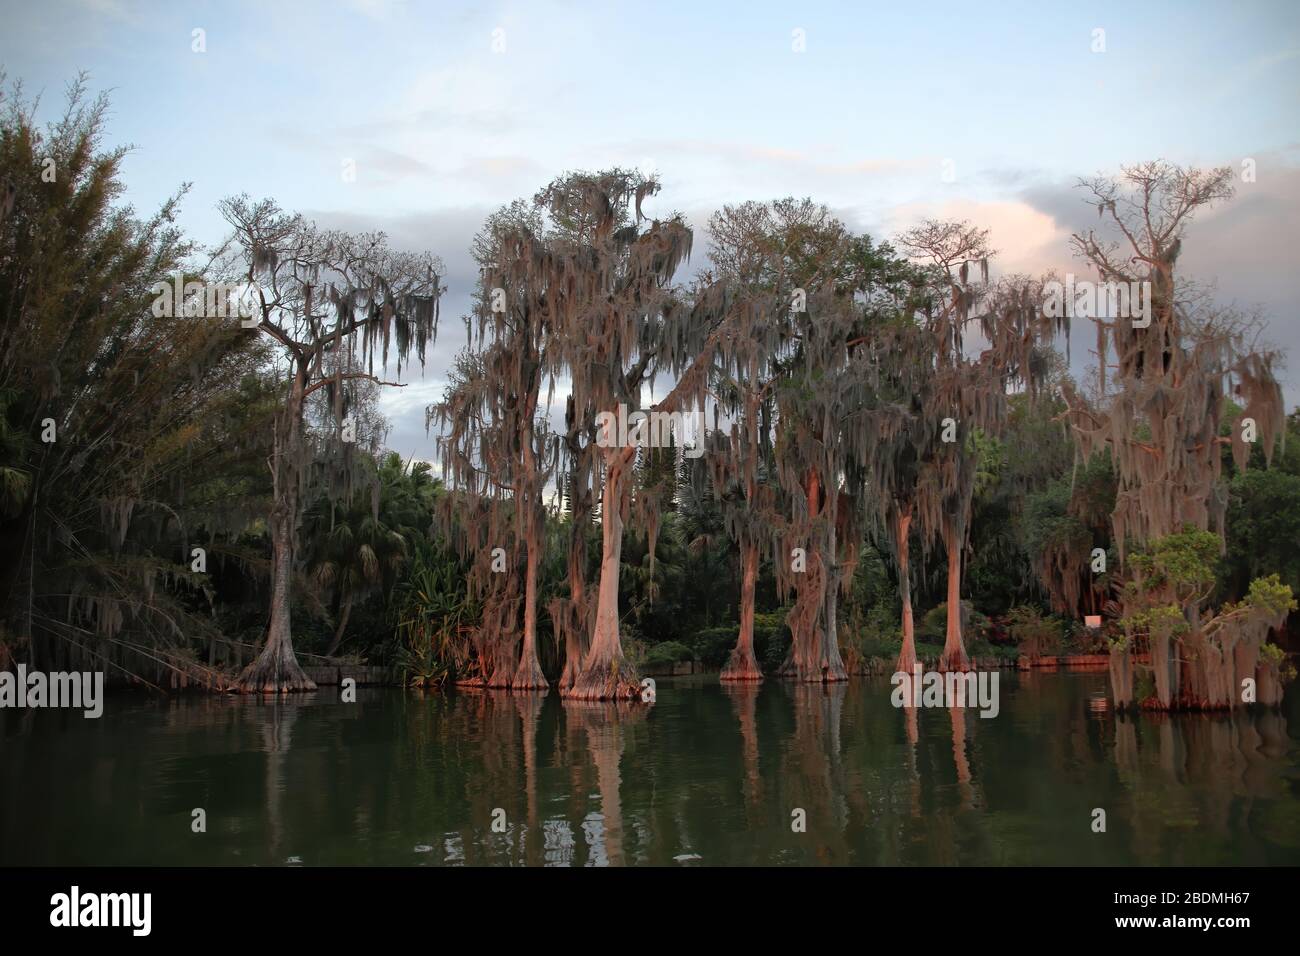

{"left": 302, "top": 453, "right": 436, "bottom": 658}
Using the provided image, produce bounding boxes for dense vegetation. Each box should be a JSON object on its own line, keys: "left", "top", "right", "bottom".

{"left": 2, "top": 80, "right": 1296, "bottom": 707}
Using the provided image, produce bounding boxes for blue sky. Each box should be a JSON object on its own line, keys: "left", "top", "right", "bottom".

{"left": 3, "top": 0, "right": 1299, "bottom": 458}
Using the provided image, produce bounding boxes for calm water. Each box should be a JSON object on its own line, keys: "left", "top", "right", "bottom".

{"left": 2, "top": 671, "right": 1299, "bottom": 866}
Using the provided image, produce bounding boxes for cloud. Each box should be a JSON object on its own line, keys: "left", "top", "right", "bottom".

{"left": 1016, "top": 161, "right": 1300, "bottom": 406}
{"left": 881, "top": 197, "right": 1069, "bottom": 276}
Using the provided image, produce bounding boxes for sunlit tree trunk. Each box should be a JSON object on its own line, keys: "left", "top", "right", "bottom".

{"left": 895, "top": 506, "right": 916, "bottom": 675}
{"left": 557, "top": 469, "right": 592, "bottom": 692}
{"left": 818, "top": 492, "right": 848, "bottom": 682}
{"left": 722, "top": 390, "right": 765, "bottom": 682}
{"left": 511, "top": 422, "right": 547, "bottom": 689}
{"left": 512, "top": 409, "right": 548, "bottom": 689}
{"left": 565, "top": 448, "right": 639, "bottom": 699}
{"left": 721, "top": 540, "right": 762, "bottom": 681}
{"left": 780, "top": 471, "right": 847, "bottom": 683}
{"left": 940, "top": 523, "right": 969, "bottom": 671}
{"left": 512, "top": 510, "right": 547, "bottom": 689}
{"left": 558, "top": 554, "right": 587, "bottom": 692}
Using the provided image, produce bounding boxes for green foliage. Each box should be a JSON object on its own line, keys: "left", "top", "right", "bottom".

{"left": 392, "top": 540, "right": 476, "bottom": 685}
{"left": 0, "top": 77, "right": 276, "bottom": 680}
{"left": 918, "top": 601, "right": 990, "bottom": 645}
{"left": 686, "top": 627, "right": 736, "bottom": 668}
{"left": 1134, "top": 667, "right": 1156, "bottom": 704}
{"left": 3, "top": 75, "right": 1296, "bottom": 690}
{"left": 1224, "top": 466, "right": 1300, "bottom": 597}
{"left": 1005, "top": 604, "right": 1063, "bottom": 656}
{"left": 755, "top": 611, "right": 791, "bottom": 673}
{"left": 300, "top": 452, "right": 443, "bottom": 656}
{"left": 1127, "top": 602, "right": 1189, "bottom": 637}
{"left": 854, "top": 604, "right": 902, "bottom": 659}
{"left": 967, "top": 638, "right": 1019, "bottom": 662}
{"left": 645, "top": 640, "right": 694, "bottom": 666}
{"left": 1242, "top": 574, "right": 1298, "bottom": 618}
{"left": 1124, "top": 527, "right": 1221, "bottom": 616}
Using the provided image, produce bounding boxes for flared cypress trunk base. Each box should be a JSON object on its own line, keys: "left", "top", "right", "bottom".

{"left": 720, "top": 646, "right": 764, "bottom": 682}
{"left": 939, "top": 647, "right": 970, "bottom": 672}
{"left": 896, "top": 640, "right": 917, "bottom": 677}
{"left": 511, "top": 652, "right": 550, "bottom": 690}
{"left": 561, "top": 656, "right": 642, "bottom": 701}
{"left": 231, "top": 639, "right": 316, "bottom": 694}
{"left": 558, "top": 663, "right": 578, "bottom": 693}
{"left": 776, "top": 654, "right": 849, "bottom": 683}
{"left": 486, "top": 652, "right": 516, "bottom": 689}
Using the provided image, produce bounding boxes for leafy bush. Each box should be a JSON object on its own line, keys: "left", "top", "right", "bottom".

{"left": 1134, "top": 667, "right": 1156, "bottom": 704}
{"left": 850, "top": 604, "right": 902, "bottom": 660}
{"left": 967, "top": 638, "right": 1019, "bottom": 662}
{"left": 1005, "top": 604, "right": 1063, "bottom": 657}
{"left": 754, "top": 611, "right": 790, "bottom": 673}
{"left": 918, "top": 601, "right": 990, "bottom": 645}
{"left": 687, "top": 626, "right": 739, "bottom": 668}
{"left": 1260, "top": 642, "right": 1286, "bottom": 665}
{"left": 623, "top": 637, "right": 649, "bottom": 673}
{"left": 644, "top": 640, "right": 694, "bottom": 666}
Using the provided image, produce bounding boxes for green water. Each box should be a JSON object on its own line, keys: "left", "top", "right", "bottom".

{"left": 2, "top": 671, "right": 1298, "bottom": 866}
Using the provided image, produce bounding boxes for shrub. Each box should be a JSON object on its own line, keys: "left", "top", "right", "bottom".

{"left": 1004, "top": 604, "right": 1064, "bottom": 658}
{"left": 1060, "top": 616, "right": 1108, "bottom": 654}
{"left": 919, "top": 601, "right": 990, "bottom": 645}
{"left": 1260, "top": 642, "right": 1285, "bottom": 665}
{"left": 687, "top": 626, "right": 739, "bottom": 668}
{"left": 644, "top": 640, "right": 693, "bottom": 666}
{"left": 967, "top": 638, "right": 1019, "bottom": 662}
{"left": 754, "top": 611, "right": 790, "bottom": 673}
{"left": 1134, "top": 667, "right": 1156, "bottom": 704}
{"left": 623, "top": 637, "right": 649, "bottom": 672}
{"left": 856, "top": 604, "right": 901, "bottom": 658}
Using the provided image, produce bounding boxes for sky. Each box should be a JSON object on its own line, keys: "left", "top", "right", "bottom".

{"left": 3, "top": 0, "right": 1298, "bottom": 461}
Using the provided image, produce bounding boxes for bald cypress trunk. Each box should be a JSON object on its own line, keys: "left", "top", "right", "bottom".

{"left": 565, "top": 450, "right": 639, "bottom": 700}
{"left": 234, "top": 374, "right": 315, "bottom": 693}
{"left": 1257, "top": 660, "right": 1284, "bottom": 707}
{"left": 512, "top": 507, "right": 548, "bottom": 688}
{"left": 1232, "top": 640, "right": 1260, "bottom": 709}
{"left": 557, "top": 490, "right": 591, "bottom": 692}
{"left": 1109, "top": 642, "right": 1133, "bottom": 710}
{"left": 723, "top": 389, "right": 765, "bottom": 682}
{"left": 819, "top": 495, "right": 848, "bottom": 682}
{"left": 512, "top": 415, "right": 548, "bottom": 690}
{"left": 779, "top": 471, "right": 845, "bottom": 682}
{"left": 722, "top": 540, "right": 763, "bottom": 681}
{"left": 895, "top": 507, "right": 917, "bottom": 675}
{"left": 940, "top": 524, "right": 969, "bottom": 671}
{"left": 1150, "top": 625, "right": 1175, "bottom": 709}
{"left": 558, "top": 567, "right": 587, "bottom": 691}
